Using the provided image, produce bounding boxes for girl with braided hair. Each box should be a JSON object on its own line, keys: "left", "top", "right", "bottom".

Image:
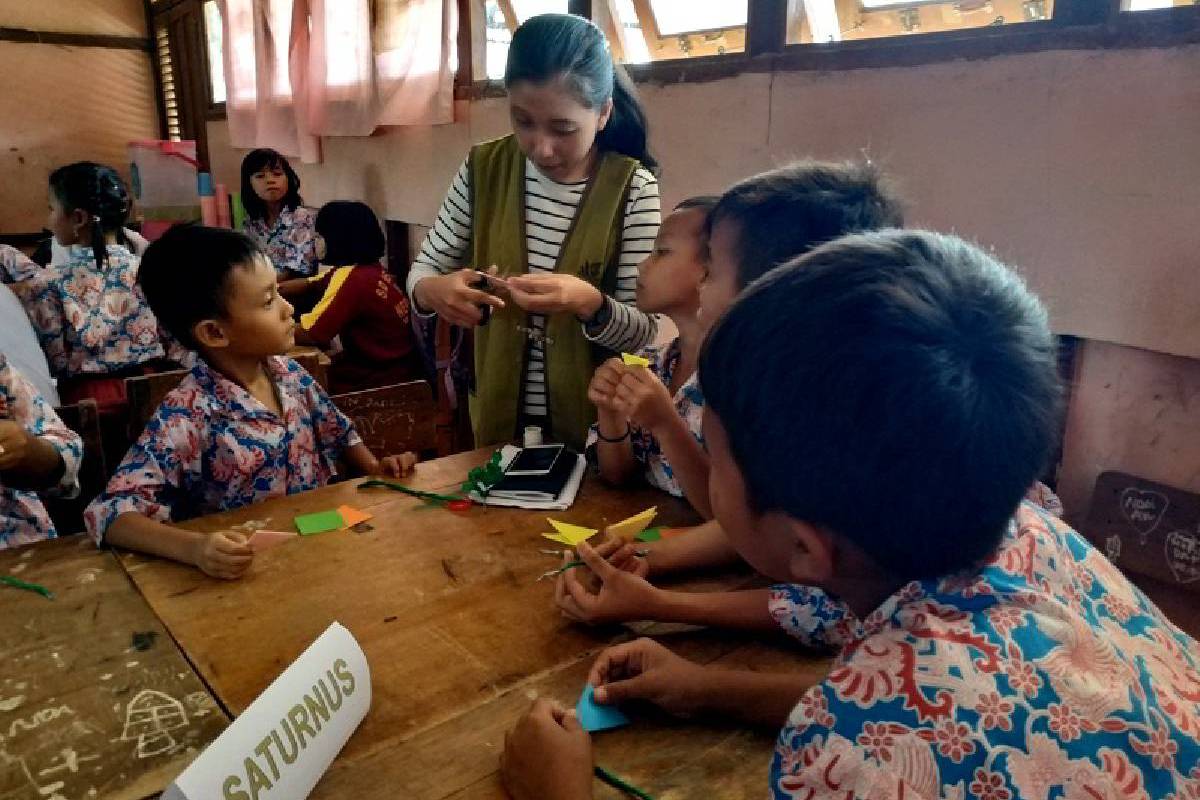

{"left": 18, "top": 162, "right": 174, "bottom": 409}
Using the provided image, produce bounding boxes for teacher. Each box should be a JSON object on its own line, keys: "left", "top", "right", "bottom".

{"left": 407, "top": 13, "right": 661, "bottom": 451}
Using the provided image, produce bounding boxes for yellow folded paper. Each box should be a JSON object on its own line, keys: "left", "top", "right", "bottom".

{"left": 606, "top": 507, "right": 657, "bottom": 541}
{"left": 543, "top": 519, "right": 599, "bottom": 546}
{"left": 621, "top": 352, "right": 650, "bottom": 368}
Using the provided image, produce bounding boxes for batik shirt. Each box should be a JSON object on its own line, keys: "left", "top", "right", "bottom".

{"left": 84, "top": 356, "right": 360, "bottom": 541}
{"left": 243, "top": 206, "right": 319, "bottom": 278}
{"left": 769, "top": 501, "right": 1200, "bottom": 800}
{"left": 0, "top": 352, "right": 82, "bottom": 548}
{"left": 17, "top": 244, "right": 164, "bottom": 377}
{"left": 0, "top": 244, "right": 41, "bottom": 284}
{"left": 586, "top": 338, "right": 704, "bottom": 497}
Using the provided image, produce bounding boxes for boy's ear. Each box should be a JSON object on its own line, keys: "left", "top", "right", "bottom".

{"left": 70, "top": 208, "right": 91, "bottom": 233}
{"left": 597, "top": 97, "right": 614, "bottom": 132}
{"left": 192, "top": 319, "right": 230, "bottom": 350}
{"left": 782, "top": 518, "right": 837, "bottom": 585}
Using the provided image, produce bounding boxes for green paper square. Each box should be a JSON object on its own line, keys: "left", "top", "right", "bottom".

{"left": 635, "top": 527, "right": 662, "bottom": 543}
{"left": 295, "top": 509, "right": 345, "bottom": 535}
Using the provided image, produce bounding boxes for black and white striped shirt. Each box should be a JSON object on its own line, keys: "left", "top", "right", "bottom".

{"left": 408, "top": 157, "right": 661, "bottom": 418}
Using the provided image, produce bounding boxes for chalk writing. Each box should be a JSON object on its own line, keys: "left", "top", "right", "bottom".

{"left": 37, "top": 748, "right": 99, "bottom": 777}
{"left": 119, "top": 691, "right": 188, "bottom": 758}
{"left": 1165, "top": 526, "right": 1200, "bottom": 584}
{"left": 6, "top": 706, "right": 74, "bottom": 739}
{"left": 1105, "top": 534, "right": 1122, "bottom": 562}
{"left": 0, "top": 697, "right": 23, "bottom": 714}
{"left": 1119, "top": 487, "right": 1169, "bottom": 544}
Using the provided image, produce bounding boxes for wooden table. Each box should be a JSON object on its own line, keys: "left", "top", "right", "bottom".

{"left": 0, "top": 536, "right": 228, "bottom": 800}
{"left": 120, "top": 450, "right": 830, "bottom": 799}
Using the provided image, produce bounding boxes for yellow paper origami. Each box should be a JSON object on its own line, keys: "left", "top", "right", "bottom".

{"left": 606, "top": 507, "right": 657, "bottom": 541}
{"left": 542, "top": 519, "right": 599, "bottom": 546}
{"left": 621, "top": 352, "right": 650, "bottom": 368}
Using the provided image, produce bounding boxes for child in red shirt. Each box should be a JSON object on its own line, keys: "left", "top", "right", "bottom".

{"left": 284, "top": 201, "right": 424, "bottom": 394}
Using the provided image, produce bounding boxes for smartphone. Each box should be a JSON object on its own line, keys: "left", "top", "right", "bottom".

{"left": 504, "top": 444, "right": 564, "bottom": 477}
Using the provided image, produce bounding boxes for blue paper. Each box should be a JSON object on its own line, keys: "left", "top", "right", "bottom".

{"left": 576, "top": 684, "right": 629, "bottom": 732}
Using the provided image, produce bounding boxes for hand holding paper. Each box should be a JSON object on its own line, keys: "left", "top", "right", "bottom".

{"left": 555, "top": 541, "right": 659, "bottom": 625}
{"left": 587, "top": 636, "right": 709, "bottom": 718}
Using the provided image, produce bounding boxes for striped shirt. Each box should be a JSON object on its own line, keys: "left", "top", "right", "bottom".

{"left": 408, "top": 157, "right": 660, "bottom": 418}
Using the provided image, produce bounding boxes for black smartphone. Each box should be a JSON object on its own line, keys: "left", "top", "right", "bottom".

{"left": 505, "top": 444, "right": 564, "bottom": 477}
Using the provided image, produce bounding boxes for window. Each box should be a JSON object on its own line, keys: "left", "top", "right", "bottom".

{"left": 149, "top": 0, "right": 213, "bottom": 167}
{"left": 786, "top": 0, "right": 1056, "bottom": 45}
{"left": 483, "top": 0, "right": 569, "bottom": 79}
{"left": 204, "top": 0, "right": 226, "bottom": 105}
{"left": 603, "top": 0, "right": 747, "bottom": 64}
{"left": 1122, "top": 0, "right": 1196, "bottom": 9}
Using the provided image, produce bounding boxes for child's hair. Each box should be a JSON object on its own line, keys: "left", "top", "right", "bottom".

{"left": 699, "top": 230, "right": 1062, "bottom": 580}
{"left": 240, "top": 148, "right": 303, "bottom": 221}
{"left": 48, "top": 162, "right": 131, "bottom": 271}
{"left": 675, "top": 195, "right": 720, "bottom": 213}
{"left": 707, "top": 160, "right": 904, "bottom": 289}
{"left": 505, "top": 13, "right": 657, "bottom": 173}
{"left": 138, "top": 224, "right": 263, "bottom": 350}
{"left": 314, "top": 201, "right": 386, "bottom": 266}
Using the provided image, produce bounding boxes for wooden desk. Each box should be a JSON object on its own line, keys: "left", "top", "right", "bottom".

{"left": 119, "top": 450, "right": 829, "bottom": 799}
{"left": 0, "top": 536, "right": 228, "bottom": 800}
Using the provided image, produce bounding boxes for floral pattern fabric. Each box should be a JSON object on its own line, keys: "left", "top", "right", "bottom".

{"left": 0, "top": 244, "right": 42, "bottom": 284}
{"left": 16, "top": 244, "right": 164, "bottom": 378}
{"left": 586, "top": 338, "right": 705, "bottom": 497}
{"left": 770, "top": 501, "right": 1200, "bottom": 800}
{"left": 84, "top": 356, "right": 360, "bottom": 542}
{"left": 0, "top": 351, "right": 82, "bottom": 548}
{"left": 243, "top": 206, "right": 319, "bottom": 277}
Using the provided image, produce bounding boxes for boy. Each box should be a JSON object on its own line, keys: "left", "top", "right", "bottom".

{"left": 0, "top": 351, "right": 82, "bottom": 548}
{"left": 503, "top": 230, "right": 1200, "bottom": 799}
{"left": 588, "top": 197, "right": 716, "bottom": 507}
{"left": 84, "top": 225, "right": 416, "bottom": 579}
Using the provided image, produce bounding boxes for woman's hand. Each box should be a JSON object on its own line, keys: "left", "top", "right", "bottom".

{"left": 413, "top": 270, "right": 506, "bottom": 327}
{"left": 505, "top": 274, "right": 604, "bottom": 319}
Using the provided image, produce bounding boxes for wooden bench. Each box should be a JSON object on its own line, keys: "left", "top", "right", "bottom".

{"left": 331, "top": 380, "right": 439, "bottom": 458}
{"left": 1083, "top": 470, "right": 1200, "bottom": 637}
{"left": 46, "top": 398, "right": 106, "bottom": 535}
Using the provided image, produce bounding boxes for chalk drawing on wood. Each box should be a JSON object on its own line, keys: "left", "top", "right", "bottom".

{"left": 1119, "top": 487, "right": 1169, "bottom": 544}
{"left": 118, "top": 691, "right": 188, "bottom": 758}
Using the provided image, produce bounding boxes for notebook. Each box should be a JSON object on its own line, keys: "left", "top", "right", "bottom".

{"left": 469, "top": 445, "right": 586, "bottom": 510}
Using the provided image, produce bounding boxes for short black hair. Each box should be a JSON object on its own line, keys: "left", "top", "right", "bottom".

{"left": 707, "top": 160, "right": 904, "bottom": 289}
{"left": 315, "top": 201, "right": 386, "bottom": 266}
{"left": 700, "top": 230, "right": 1062, "bottom": 580}
{"left": 138, "top": 224, "right": 263, "bottom": 350}
{"left": 240, "top": 149, "right": 303, "bottom": 221}
{"left": 675, "top": 195, "right": 720, "bottom": 213}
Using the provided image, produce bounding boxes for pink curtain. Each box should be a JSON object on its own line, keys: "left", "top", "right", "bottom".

{"left": 219, "top": 0, "right": 321, "bottom": 162}
{"left": 221, "top": 0, "right": 456, "bottom": 156}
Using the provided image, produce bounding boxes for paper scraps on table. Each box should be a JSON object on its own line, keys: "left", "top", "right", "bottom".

{"left": 621, "top": 352, "right": 650, "bottom": 368}
{"left": 294, "top": 510, "right": 345, "bottom": 536}
{"left": 337, "top": 505, "right": 373, "bottom": 528}
{"left": 606, "top": 507, "right": 657, "bottom": 541}
{"left": 576, "top": 684, "right": 629, "bottom": 732}
{"left": 249, "top": 530, "right": 298, "bottom": 552}
{"left": 542, "top": 519, "right": 598, "bottom": 546}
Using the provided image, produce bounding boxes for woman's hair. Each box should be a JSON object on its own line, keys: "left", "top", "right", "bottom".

{"left": 240, "top": 148, "right": 303, "bottom": 221}
{"left": 505, "top": 13, "right": 657, "bottom": 173}
{"left": 48, "top": 161, "right": 131, "bottom": 270}
{"left": 315, "top": 201, "right": 386, "bottom": 266}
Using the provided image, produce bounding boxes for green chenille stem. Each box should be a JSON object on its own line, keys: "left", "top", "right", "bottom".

{"left": 0, "top": 574, "right": 54, "bottom": 599}
{"left": 594, "top": 765, "right": 656, "bottom": 800}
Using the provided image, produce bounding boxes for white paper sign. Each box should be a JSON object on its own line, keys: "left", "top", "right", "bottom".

{"left": 163, "top": 622, "right": 371, "bottom": 800}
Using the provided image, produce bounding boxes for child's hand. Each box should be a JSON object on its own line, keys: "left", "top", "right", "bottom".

{"left": 593, "top": 537, "right": 650, "bottom": 579}
{"left": 587, "top": 358, "right": 626, "bottom": 414}
{"left": 378, "top": 452, "right": 417, "bottom": 478}
{"left": 0, "top": 421, "right": 32, "bottom": 471}
{"left": 555, "top": 541, "right": 658, "bottom": 624}
{"left": 589, "top": 637, "right": 708, "bottom": 718}
{"left": 611, "top": 367, "right": 675, "bottom": 432}
{"left": 193, "top": 531, "right": 253, "bottom": 580}
{"left": 500, "top": 698, "right": 594, "bottom": 800}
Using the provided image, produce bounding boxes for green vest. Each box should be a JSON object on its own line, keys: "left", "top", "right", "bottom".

{"left": 468, "top": 134, "right": 637, "bottom": 451}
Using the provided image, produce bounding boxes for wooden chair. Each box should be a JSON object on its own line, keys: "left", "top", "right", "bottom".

{"left": 331, "top": 380, "right": 439, "bottom": 459}
{"left": 432, "top": 317, "right": 474, "bottom": 457}
{"left": 1083, "top": 471, "right": 1200, "bottom": 638}
{"left": 124, "top": 369, "right": 189, "bottom": 442}
{"left": 45, "top": 399, "right": 106, "bottom": 536}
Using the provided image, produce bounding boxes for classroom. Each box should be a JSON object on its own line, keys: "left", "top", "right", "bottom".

{"left": 0, "top": 0, "right": 1198, "bottom": 798}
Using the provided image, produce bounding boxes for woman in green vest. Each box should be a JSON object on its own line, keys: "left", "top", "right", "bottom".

{"left": 406, "top": 13, "right": 661, "bottom": 451}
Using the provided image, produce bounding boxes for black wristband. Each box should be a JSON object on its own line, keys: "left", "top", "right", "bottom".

{"left": 595, "top": 422, "right": 631, "bottom": 443}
